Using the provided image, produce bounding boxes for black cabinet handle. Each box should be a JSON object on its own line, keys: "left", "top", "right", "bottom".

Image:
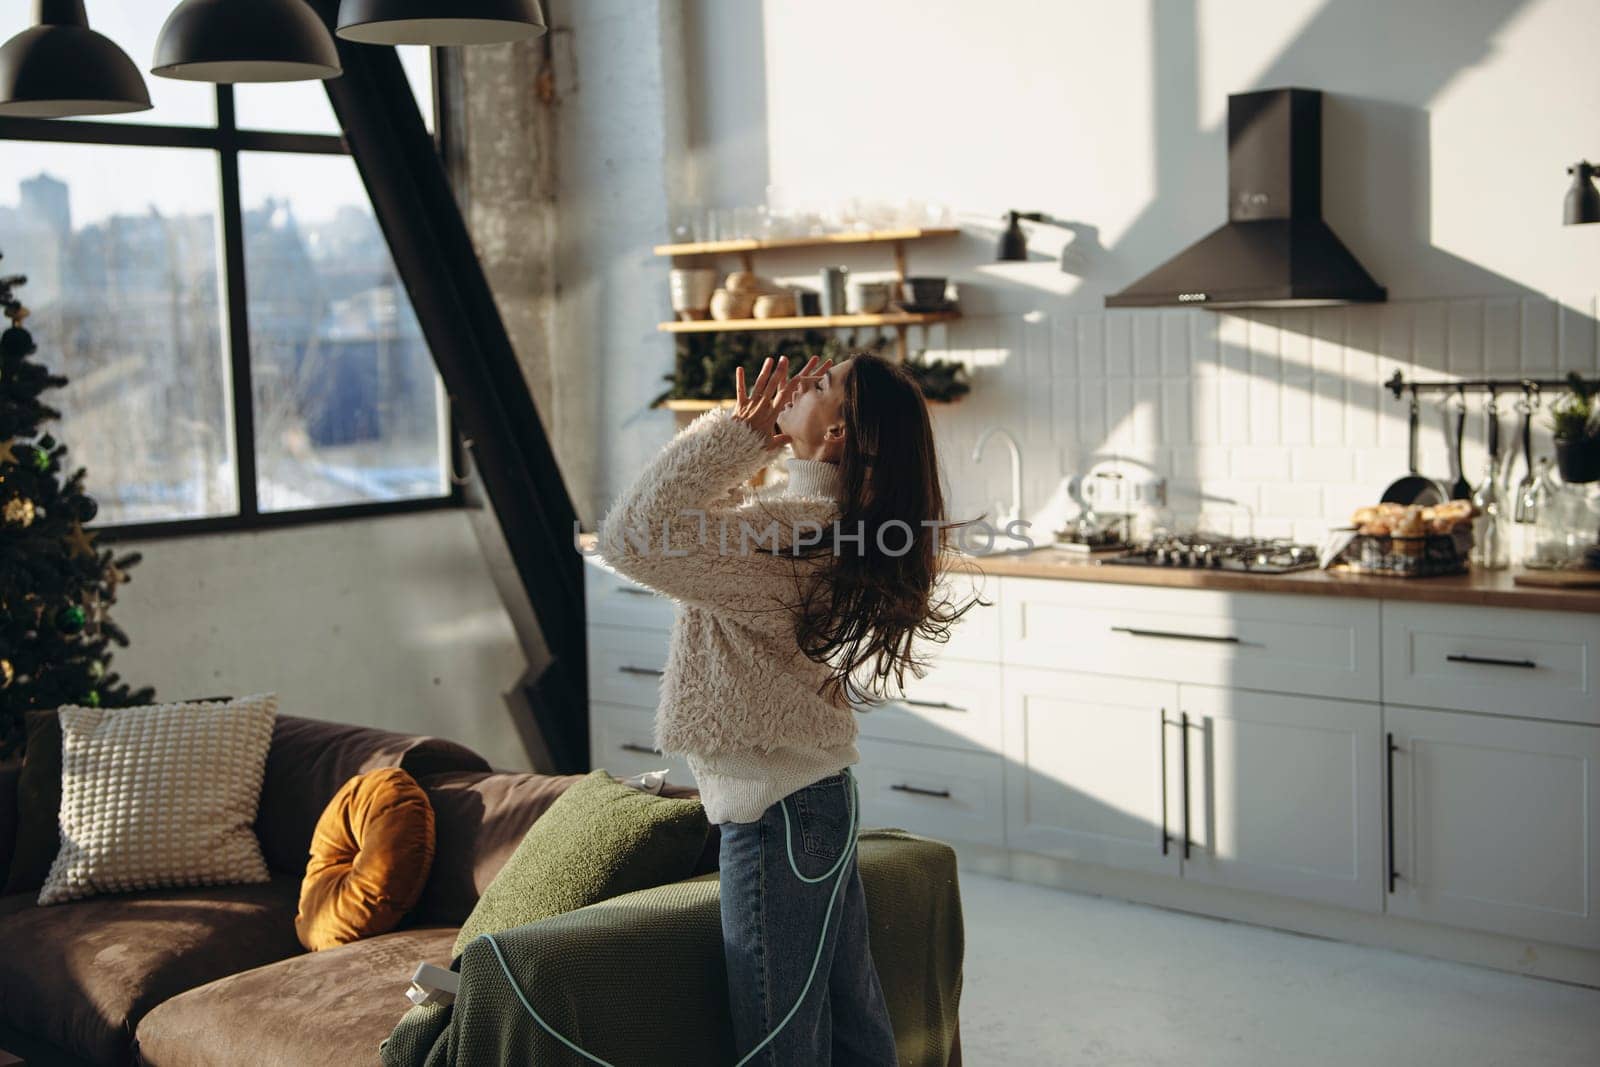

{"left": 618, "top": 665, "right": 665, "bottom": 677}
{"left": 902, "top": 698, "right": 966, "bottom": 712}
{"left": 620, "top": 742, "right": 663, "bottom": 755}
{"left": 1113, "top": 626, "right": 1241, "bottom": 645}
{"left": 1179, "top": 711, "right": 1192, "bottom": 860}
{"left": 1159, "top": 710, "right": 1170, "bottom": 856}
{"left": 890, "top": 782, "right": 951, "bottom": 798}
{"left": 1386, "top": 733, "right": 1401, "bottom": 893}
{"left": 618, "top": 587, "right": 657, "bottom": 597}
{"left": 1446, "top": 653, "right": 1538, "bottom": 670}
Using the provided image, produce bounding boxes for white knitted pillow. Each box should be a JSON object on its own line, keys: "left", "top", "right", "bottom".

{"left": 37, "top": 693, "right": 279, "bottom": 906}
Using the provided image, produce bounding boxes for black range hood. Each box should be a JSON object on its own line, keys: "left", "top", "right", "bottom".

{"left": 1105, "top": 87, "right": 1386, "bottom": 310}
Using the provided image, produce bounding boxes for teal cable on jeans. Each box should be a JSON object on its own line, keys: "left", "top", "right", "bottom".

{"left": 478, "top": 767, "right": 860, "bottom": 1067}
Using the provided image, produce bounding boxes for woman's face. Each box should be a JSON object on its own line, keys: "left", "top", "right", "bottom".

{"left": 777, "top": 357, "right": 852, "bottom": 463}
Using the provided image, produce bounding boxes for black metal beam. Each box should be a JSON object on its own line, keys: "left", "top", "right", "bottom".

{"left": 0, "top": 112, "right": 346, "bottom": 154}
{"left": 214, "top": 86, "right": 260, "bottom": 520}
{"left": 304, "top": 3, "right": 588, "bottom": 772}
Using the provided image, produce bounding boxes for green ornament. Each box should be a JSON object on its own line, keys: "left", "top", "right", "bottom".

{"left": 87, "top": 659, "right": 105, "bottom": 681}
{"left": 84, "top": 690, "right": 100, "bottom": 707}
{"left": 56, "top": 604, "right": 86, "bottom": 634}
{"left": 28, "top": 445, "right": 48, "bottom": 473}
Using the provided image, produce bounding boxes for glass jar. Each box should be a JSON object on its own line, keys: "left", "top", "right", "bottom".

{"left": 1532, "top": 463, "right": 1600, "bottom": 567}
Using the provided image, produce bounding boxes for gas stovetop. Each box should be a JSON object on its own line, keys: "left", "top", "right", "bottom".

{"left": 1102, "top": 533, "right": 1321, "bottom": 574}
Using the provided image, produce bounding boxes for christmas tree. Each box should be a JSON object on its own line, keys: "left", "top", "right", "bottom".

{"left": 0, "top": 251, "right": 154, "bottom": 759}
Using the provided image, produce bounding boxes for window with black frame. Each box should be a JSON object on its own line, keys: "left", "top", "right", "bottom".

{"left": 0, "top": 4, "right": 455, "bottom": 536}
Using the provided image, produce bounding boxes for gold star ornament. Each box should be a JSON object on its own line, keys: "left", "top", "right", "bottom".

{"left": 66, "top": 520, "right": 98, "bottom": 560}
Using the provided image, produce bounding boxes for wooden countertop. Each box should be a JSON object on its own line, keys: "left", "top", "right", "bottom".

{"left": 573, "top": 532, "right": 1600, "bottom": 613}
{"left": 954, "top": 545, "right": 1600, "bottom": 613}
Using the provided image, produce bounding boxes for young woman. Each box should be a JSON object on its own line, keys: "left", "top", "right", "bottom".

{"left": 595, "top": 350, "right": 983, "bottom": 1066}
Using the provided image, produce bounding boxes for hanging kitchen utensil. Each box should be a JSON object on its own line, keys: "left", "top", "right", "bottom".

{"left": 1380, "top": 387, "right": 1448, "bottom": 505}
{"left": 1514, "top": 385, "right": 1539, "bottom": 523}
{"left": 1445, "top": 388, "right": 1472, "bottom": 501}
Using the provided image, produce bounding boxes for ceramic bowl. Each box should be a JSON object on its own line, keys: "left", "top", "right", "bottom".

{"left": 851, "top": 281, "right": 892, "bottom": 314}
{"left": 902, "top": 276, "right": 948, "bottom": 307}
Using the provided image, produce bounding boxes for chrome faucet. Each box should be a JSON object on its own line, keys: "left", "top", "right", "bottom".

{"left": 972, "top": 427, "right": 1024, "bottom": 529}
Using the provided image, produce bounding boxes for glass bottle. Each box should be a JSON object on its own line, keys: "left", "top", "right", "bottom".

{"left": 1470, "top": 453, "right": 1510, "bottom": 570}
{"left": 1518, "top": 457, "right": 1555, "bottom": 566}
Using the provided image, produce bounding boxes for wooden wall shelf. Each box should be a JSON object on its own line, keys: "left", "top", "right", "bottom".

{"left": 657, "top": 220, "right": 961, "bottom": 363}
{"left": 659, "top": 310, "right": 960, "bottom": 335}
{"left": 653, "top": 227, "right": 959, "bottom": 258}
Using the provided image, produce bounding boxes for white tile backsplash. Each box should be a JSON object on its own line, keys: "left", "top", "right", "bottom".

{"left": 933, "top": 297, "right": 1600, "bottom": 541}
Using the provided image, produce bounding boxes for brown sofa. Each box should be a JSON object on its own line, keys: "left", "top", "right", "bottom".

{"left": 0, "top": 714, "right": 709, "bottom": 1067}
{"left": 0, "top": 716, "right": 961, "bottom": 1066}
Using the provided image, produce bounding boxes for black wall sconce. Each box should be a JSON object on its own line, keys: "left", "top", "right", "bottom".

{"left": 998, "top": 210, "right": 1046, "bottom": 261}
{"left": 996, "top": 210, "right": 1101, "bottom": 277}
{"left": 1567, "top": 161, "right": 1599, "bottom": 226}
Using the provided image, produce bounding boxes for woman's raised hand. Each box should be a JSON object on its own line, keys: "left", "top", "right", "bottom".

{"left": 733, "top": 354, "right": 830, "bottom": 451}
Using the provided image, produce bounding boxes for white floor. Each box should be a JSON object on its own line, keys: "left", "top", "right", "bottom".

{"left": 956, "top": 870, "right": 1600, "bottom": 1066}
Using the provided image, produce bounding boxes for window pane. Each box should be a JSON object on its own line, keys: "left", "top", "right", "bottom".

{"left": 239, "top": 152, "right": 447, "bottom": 513}
{"left": 234, "top": 46, "right": 435, "bottom": 134}
{"left": 60, "top": 2, "right": 216, "bottom": 127}
{"left": 0, "top": 142, "right": 235, "bottom": 524}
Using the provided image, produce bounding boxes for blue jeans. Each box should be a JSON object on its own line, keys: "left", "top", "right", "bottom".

{"left": 717, "top": 766, "right": 899, "bottom": 1066}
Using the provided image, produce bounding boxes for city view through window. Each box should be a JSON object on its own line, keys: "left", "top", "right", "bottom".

{"left": 0, "top": 37, "right": 447, "bottom": 529}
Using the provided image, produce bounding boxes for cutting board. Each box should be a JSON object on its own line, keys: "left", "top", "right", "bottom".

{"left": 1512, "top": 568, "right": 1600, "bottom": 589}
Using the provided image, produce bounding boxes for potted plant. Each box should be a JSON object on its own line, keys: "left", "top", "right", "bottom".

{"left": 1549, "top": 373, "right": 1600, "bottom": 483}
{"left": 904, "top": 346, "right": 972, "bottom": 404}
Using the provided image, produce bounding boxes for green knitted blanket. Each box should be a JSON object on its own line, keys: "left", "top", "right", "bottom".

{"left": 379, "top": 828, "right": 964, "bottom": 1067}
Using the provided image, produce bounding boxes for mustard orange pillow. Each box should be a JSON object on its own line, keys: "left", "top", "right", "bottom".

{"left": 295, "top": 766, "right": 436, "bottom": 951}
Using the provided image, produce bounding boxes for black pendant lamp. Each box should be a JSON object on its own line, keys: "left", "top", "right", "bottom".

{"left": 336, "top": 0, "right": 547, "bottom": 46}
{"left": 152, "top": 0, "right": 341, "bottom": 83}
{"left": 0, "top": 1, "right": 152, "bottom": 118}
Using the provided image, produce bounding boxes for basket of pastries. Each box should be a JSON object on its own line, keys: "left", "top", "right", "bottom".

{"left": 1336, "top": 500, "right": 1477, "bottom": 577}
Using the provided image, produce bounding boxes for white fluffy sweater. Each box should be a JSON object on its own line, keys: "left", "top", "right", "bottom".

{"left": 594, "top": 406, "right": 859, "bottom": 824}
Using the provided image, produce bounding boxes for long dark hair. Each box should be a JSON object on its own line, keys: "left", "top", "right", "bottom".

{"left": 772, "top": 350, "right": 992, "bottom": 709}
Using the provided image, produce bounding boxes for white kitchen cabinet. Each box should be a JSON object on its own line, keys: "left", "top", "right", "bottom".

{"left": 590, "top": 701, "right": 695, "bottom": 785}
{"left": 1381, "top": 603, "right": 1600, "bottom": 726}
{"left": 853, "top": 659, "right": 1004, "bottom": 753}
{"left": 999, "top": 577, "right": 1381, "bottom": 702}
{"left": 1385, "top": 704, "right": 1600, "bottom": 949}
{"left": 852, "top": 736, "right": 1006, "bottom": 848}
{"left": 918, "top": 564, "right": 1003, "bottom": 665}
{"left": 1002, "top": 668, "right": 1181, "bottom": 876}
{"left": 1178, "top": 684, "right": 1384, "bottom": 913}
{"left": 587, "top": 624, "right": 671, "bottom": 710}
{"left": 583, "top": 555, "right": 678, "bottom": 633}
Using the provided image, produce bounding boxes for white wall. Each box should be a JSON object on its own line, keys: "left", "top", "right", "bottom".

{"left": 109, "top": 510, "right": 535, "bottom": 770}
{"left": 577, "top": 0, "right": 1600, "bottom": 545}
